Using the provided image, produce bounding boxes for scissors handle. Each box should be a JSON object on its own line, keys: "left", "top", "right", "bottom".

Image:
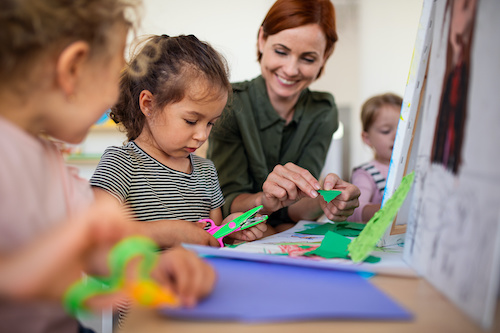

{"left": 197, "top": 219, "right": 224, "bottom": 247}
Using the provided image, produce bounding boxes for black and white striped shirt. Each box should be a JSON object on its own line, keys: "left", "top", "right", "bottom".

{"left": 90, "top": 141, "right": 224, "bottom": 222}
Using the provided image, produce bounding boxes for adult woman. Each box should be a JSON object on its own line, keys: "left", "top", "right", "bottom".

{"left": 208, "top": 0, "right": 360, "bottom": 231}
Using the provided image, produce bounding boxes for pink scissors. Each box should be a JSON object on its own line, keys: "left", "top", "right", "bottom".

{"left": 198, "top": 205, "right": 268, "bottom": 247}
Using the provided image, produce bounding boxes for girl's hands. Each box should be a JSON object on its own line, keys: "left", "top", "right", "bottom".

{"left": 0, "top": 201, "right": 219, "bottom": 312}
{"left": 165, "top": 220, "right": 221, "bottom": 248}
{"left": 223, "top": 213, "right": 267, "bottom": 242}
{"left": 0, "top": 201, "right": 139, "bottom": 308}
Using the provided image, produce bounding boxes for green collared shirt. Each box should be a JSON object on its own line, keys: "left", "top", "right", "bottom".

{"left": 208, "top": 75, "right": 338, "bottom": 217}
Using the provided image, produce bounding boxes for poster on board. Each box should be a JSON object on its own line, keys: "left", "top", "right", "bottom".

{"left": 399, "top": 0, "right": 500, "bottom": 329}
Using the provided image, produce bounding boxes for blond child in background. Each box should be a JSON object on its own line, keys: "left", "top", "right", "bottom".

{"left": 90, "top": 35, "right": 267, "bottom": 247}
{"left": 0, "top": 1, "right": 215, "bottom": 332}
{"left": 348, "top": 93, "right": 403, "bottom": 223}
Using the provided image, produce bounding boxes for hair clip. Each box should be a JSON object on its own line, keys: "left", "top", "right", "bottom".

{"left": 161, "top": 34, "right": 169, "bottom": 38}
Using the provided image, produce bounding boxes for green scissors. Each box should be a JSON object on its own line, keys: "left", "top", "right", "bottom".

{"left": 198, "top": 205, "right": 268, "bottom": 247}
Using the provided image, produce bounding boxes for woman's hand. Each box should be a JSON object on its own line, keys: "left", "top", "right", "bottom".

{"left": 319, "top": 173, "right": 360, "bottom": 221}
{"left": 259, "top": 162, "right": 321, "bottom": 214}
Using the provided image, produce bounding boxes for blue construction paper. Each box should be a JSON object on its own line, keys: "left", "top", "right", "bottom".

{"left": 160, "top": 257, "right": 412, "bottom": 323}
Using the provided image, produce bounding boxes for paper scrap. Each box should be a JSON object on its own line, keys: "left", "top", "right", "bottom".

{"left": 303, "top": 231, "right": 381, "bottom": 263}
{"left": 304, "top": 231, "right": 351, "bottom": 259}
{"left": 348, "top": 171, "right": 415, "bottom": 263}
{"left": 318, "top": 190, "right": 342, "bottom": 203}
{"left": 298, "top": 221, "right": 365, "bottom": 237}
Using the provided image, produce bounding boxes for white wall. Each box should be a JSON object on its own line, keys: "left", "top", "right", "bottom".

{"left": 115, "top": 0, "right": 422, "bottom": 178}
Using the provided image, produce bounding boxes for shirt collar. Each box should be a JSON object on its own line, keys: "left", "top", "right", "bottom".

{"left": 253, "top": 76, "right": 307, "bottom": 130}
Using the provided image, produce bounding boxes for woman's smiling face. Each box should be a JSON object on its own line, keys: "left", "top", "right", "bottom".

{"left": 258, "top": 23, "right": 327, "bottom": 103}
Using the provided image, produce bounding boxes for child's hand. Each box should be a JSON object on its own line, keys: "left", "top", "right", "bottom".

{"left": 319, "top": 173, "right": 360, "bottom": 221}
{"left": 0, "top": 201, "right": 140, "bottom": 310}
{"left": 150, "top": 247, "right": 216, "bottom": 308}
{"left": 223, "top": 213, "right": 268, "bottom": 242}
{"left": 159, "top": 220, "right": 221, "bottom": 248}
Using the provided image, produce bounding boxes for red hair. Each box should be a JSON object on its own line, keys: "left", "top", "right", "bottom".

{"left": 258, "top": 0, "right": 338, "bottom": 77}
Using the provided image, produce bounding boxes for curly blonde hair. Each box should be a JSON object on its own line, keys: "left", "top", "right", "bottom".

{"left": 0, "top": 0, "right": 141, "bottom": 92}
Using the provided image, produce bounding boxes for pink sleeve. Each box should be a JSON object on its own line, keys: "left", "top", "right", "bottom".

{"left": 347, "top": 167, "right": 377, "bottom": 222}
{"left": 64, "top": 164, "right": 94, "bottom": 216}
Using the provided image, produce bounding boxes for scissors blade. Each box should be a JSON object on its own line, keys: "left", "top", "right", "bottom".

{"left": 211, "top": 205, "right": 264, "bottom": 239}
{"left": 240, "top": 215, "right": 268, "bottom": 230}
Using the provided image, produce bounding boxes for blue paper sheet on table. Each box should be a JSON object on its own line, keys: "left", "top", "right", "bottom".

{"left": 160, "top": 256, "right": 412, "bottom": 323}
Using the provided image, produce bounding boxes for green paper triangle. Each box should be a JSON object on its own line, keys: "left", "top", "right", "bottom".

{"left": 317, "top": 190, "right": 342, "bottom": 203}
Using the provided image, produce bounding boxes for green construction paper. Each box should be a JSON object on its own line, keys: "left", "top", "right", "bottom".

{"left": 317, "top": 190, "right": 342, "bottom": 203}
{"left": 334, "top": 222, "right": 366, "bottom": 231}
{"left": 334, "top": 228, "right": 363, "bottom": 237}
{"left": 297, "top": 223, "right": 338, "bottom": 235}
{"left": 304, "top": 231, "right": 351, "bottom": 259}
{"left": 297, "top": 221, "right": 365, "bottom": 237}
{"left": 348, "top": 171, "right": 415, "bottom": 263}
{"left": 363, "top": 255, "right": 381, "bottom": 263}
{"left": 298, "top": 230, "right": 382, "bottom": 264}
{"left": 332, "top": 222, "right": 366, "bottom": 237}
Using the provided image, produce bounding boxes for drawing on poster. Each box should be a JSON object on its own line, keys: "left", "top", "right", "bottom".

{"left": 402, "top": 0, "right": 500, "bottom": 329}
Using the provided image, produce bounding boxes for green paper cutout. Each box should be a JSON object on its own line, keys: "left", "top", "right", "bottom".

{"left": 297, "top": 221, "right": 365, "bottom": 237}
{"left": 317, "top": 190, "right": 342, "bottom": 203}
{"left": 300, "top": 231, "right": 382, "bottom": 264}
{"left": 334, "top": 228, "right": 363, "bottom": 237}
{"left": 335, "top": 222, "right": 365, "bottom": 230}
{"left": 304, "top": 231, "right": 351, "bottom": 259}
{"left": 297, "top": 223, "right": 337, "bottom": 235}
{"left": 363, "top": 255, "right": 381, "bottom": 263}
{"left": 348, "top": 171, "right": 415, "bottom": 263}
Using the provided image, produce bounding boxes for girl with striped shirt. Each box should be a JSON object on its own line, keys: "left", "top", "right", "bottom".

{"left": 90, "top": 35, "right": 267, "bottom": 248}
